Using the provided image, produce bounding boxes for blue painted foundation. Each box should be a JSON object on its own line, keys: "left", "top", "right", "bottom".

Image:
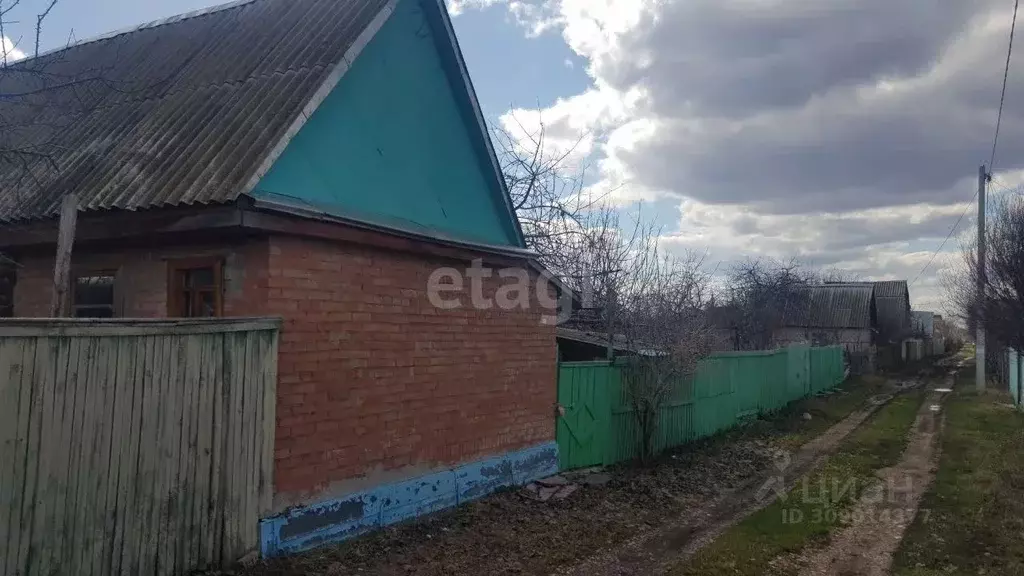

{"left": 260, "top": 441, "right": 559, "bottom": 557}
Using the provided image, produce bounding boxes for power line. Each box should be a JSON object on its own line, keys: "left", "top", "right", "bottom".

{"left": 990, "top": 0, "right": 1020, "bottom": 173}
{"left": 909, "top": 195, "right": 975, "bottom": 287}
{"left": 909, "top": 0, "right": 1019, "bottom": 288}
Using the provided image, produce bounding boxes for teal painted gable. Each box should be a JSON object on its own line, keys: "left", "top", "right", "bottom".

{"left": 254, "top": 0, "right": 520, "bottom": 248}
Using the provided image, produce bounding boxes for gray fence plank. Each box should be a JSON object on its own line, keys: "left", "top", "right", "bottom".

{"left": 6, "top": 339, "right": 36, "bottom": 576}
{"left": 260, "top": 331, "right": 278, "bottom": 517}
{"left": 87, "top": 337, "right": 117, "bottom": 576}
{"left": 47, "top": 337, "right": 76, "bottom": 572}
{"left": 25, "top": 338, "right": 57, "bottom": 576}
{"left": 178, "top": 334, "right": 200, "bottom": 572}
{"left": 0, "top": 339, "right": 24, "bottom": 575}
{"left": 63, "top": 337, "right": 93, "bottom": 575}
{"left": 156, "top": 334, "right": 181, "bottom": 576}
{"left": 108, "top": 336, "right": 139, "bottom": 576}
{"left": 209, "top": 332, "right": 226, "bottom": 565}
{"left": 132, "top": 334, "right": 161, "bottom": 576}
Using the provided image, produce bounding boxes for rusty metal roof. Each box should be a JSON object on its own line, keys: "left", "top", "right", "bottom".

{"left": 0, "top": 0, "right": 390, "bottom": 222}
{"left": 788, "top": 284, "right": 875, "bottom": 329}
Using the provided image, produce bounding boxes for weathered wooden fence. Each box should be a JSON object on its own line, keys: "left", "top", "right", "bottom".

{"left": 557, "top": 345, "right": 846, "bottom": 470}
{"left": 0, "top": 318, "right": 280, "bottom": 576}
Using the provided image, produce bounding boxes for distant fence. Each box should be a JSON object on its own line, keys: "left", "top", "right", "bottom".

{"left": 556, "top": 345, "right": 846, "bottom": 470}
{"left": 0, "top": 318, "right": 280, "bottom": 576}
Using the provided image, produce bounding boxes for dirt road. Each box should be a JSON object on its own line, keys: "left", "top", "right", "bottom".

{"left": 562, "top": 383, "right": 905, "bottom": 576}
{"left": 794, "top": 373, "right": 952, "bottom": 576}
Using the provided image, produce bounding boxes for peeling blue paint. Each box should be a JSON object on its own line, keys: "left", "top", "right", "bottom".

{"left": 261, "top": 441, "right": 558, "bottom": 557}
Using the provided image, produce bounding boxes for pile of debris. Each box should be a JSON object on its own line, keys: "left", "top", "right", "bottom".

{"left": 522, "top": 468, "right": 612, "bottom": 503}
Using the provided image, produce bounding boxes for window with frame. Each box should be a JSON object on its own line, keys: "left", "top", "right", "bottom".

{"left": 73, "top": 273, "right": 117, "bottom": 318}
{"left": 167, "top": 258, "right": 223, "bottom": 318}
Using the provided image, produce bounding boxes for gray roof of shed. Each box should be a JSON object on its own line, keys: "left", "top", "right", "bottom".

{"left": 788, "top": 283, "right": 875, "bottom": 329}
{"left": 873, "top": 280, "right": 911, "bottom": 342}
{"left": 874, "top": 280, "right": 909, "bottom": 298}
{"left": 0, "top": 0, "right": 389, "bottom": 222}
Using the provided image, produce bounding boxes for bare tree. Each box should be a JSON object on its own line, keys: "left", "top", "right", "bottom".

{"left": 726, "top": 258, "right": 813, "bottom": 350}
{"left": 493, "top": 113, "right": 611, "bottom": 279}
{"left": 818, "top": 267, "right": 863, "bottom": 284}
{"left": 947, "top": 195, "right": 1024, "bottom": 355}
{"left": 494, "top": 113, "right": 718, "bottom": 463}
{"left": 562, "top": 205, "right": 714, "bottom": 463}
{"left": 934, "top": 316, "right": 965, "bottom": 352}
{"left": 617, "top": 251, "right": 714, "bottom": 464}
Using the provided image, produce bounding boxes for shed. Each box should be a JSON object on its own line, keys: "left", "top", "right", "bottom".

{"left": 775, "top": 283, "right": 877, "bottom": 372}
{"left": 874, "top": 280, "right": 912, "bottom": 343}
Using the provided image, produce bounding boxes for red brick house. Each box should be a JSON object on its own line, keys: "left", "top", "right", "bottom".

{"left": 0, "top": 0, "right": 558, "bottom": 555}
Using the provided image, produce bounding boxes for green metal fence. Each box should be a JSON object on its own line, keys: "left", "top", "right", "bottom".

{"left": 556, "top": 345, "right": 847, "bottom": 471}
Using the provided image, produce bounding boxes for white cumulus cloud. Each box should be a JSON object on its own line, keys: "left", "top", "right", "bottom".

{"left": 458, "top": 0, "right": 1017, "bottom": 316}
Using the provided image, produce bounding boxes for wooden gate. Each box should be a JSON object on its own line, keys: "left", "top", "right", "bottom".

{"left": 787, "top": 343, "right": 811, "bottom": 397}
{"left": 556, "top": 362, "right": 612, "bottom": 470}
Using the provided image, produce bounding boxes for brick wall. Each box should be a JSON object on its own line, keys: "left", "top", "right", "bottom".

{"left": 11, "top": 233, "right": 558, "bottom": 508}
{"left": 267, "top": 235, "right": 557, "bottom": 505}
{"left": 12, "top": 240, "right": 268, "bottom": 317}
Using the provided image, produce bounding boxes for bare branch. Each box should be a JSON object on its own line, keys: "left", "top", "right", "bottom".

{"left": 35, "top": 0, "right": 57, "bottom": 57}
{"left": 947, "top": 195, "right": 1024, "bottom": 359}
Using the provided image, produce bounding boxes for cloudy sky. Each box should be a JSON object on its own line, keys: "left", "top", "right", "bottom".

{"left": 7, "top": 0, "right": 1023, "bottom": 315}
{"left": 449, "top": 0, "right": 1024, "bottom": 317}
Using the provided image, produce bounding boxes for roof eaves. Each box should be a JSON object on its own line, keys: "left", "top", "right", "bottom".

{"left": 236, "top": 0, "right": 398, "bottom": 200}
{"left": 248, "top": 194, "right": 540, "bottom": 259}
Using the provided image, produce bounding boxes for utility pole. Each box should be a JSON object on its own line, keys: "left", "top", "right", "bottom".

{"left": 977, "top": 165, "right": 987, "bottom": 392}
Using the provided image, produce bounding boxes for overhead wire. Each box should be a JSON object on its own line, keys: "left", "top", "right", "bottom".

{"left": 908, "top": 0, "right": 1019, "bottom": 287}
{"left": 991, "top": 0, "right": 1021, "bottom": 174}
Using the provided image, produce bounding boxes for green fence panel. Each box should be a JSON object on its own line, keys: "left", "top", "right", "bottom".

{"left": 556, "top": 361, "right": 613, "bottom": 470}
{"left": 787, "top": 344, "right": 811, "bottom": 399}
{"left": 808, "top": 346, "right": 844, "bottom": 395}
{"left": 556, "top": 345, "right": 849, "bottom": 471}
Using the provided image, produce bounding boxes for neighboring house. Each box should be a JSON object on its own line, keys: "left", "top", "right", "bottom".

{"left": 874, "top": 280, "right": 913, "bottom": 344}
{"left": 911, "top": 310, "right": 935, "bottom": 338}
{"left": 911, "top": 310, "right": 939, "bottom": 358}
{"left": 0, "top": 0, "right": 557, "bottom": 555}
{"left": 775, "top": 283, "right": 877, "bottom": 373}
{"left": 804, "top": 279, "right": 912, "bottom": 368}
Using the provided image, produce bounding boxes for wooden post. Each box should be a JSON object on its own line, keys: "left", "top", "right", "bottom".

{"left": 50, "top": 194, "right": 78, "bottom": 317}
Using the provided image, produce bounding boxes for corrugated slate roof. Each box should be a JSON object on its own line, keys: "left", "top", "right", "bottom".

{"left": 810, "top": 284, "right": 875, "bottom": 328}
{"left": 787, "top": 284, "right": 875, "bottom": 329}
{"left": 874, "top": 280, "right": 909, "bottom": 299}
{"left": 873, "top": 280, "right": 911, "bottom": 342}
{"left": 0, "top": 0, "right": 389, "bottom": 221}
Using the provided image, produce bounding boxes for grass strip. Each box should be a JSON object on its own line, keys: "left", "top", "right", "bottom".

{"left": 769, "top": 375, "right": 890, "bottom": 451}
{"left": 892, "top": 372, "right": 1024, "bottom": 575}
{"left": 670, "top": 390, "right": 924, "bottom": 576}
